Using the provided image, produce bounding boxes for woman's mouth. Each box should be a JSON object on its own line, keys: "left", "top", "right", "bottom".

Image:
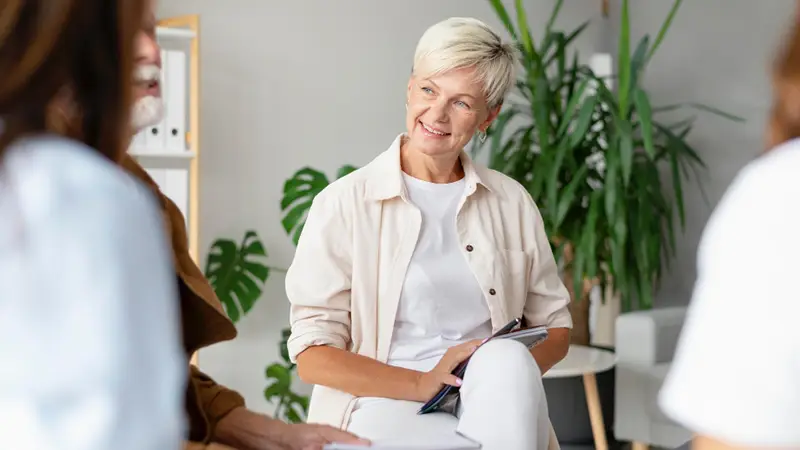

{"left": 419, "top": 121, "right": 451, "bottom": 137}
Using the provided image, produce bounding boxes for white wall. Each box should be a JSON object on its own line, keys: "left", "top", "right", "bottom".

{"left": 156, "top": 0, "right": 601, "bottom": 413}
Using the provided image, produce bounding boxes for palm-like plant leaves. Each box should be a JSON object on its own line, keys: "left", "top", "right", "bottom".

{"left": 204, "top": 230, "right": 269, "bottom": 323}
{"left": 281, "top": 165, "right": 358, "bottom": 245}
{"left": 479, "top": 0, "right": 743, "bottom": 314}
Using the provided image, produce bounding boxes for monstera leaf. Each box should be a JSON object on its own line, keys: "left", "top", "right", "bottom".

{"left": 204, "top": 230, "right": 269, "bottom": 323}
{"left": 264, "top": 327, "right": 310, "bottom": 424}
{"left": 281, "top": 165, "right": 358, "bottom": 245}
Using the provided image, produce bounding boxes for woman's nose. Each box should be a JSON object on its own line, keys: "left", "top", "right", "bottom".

{"left": 428, "top": 100, "right": 449, "bottom": 122}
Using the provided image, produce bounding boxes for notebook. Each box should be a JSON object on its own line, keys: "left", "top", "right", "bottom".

{"left": 417, "top": 317, "right": 548, "bottom": 415}
{"left": 324, "top": 432, "right": 480, "bottom": 450}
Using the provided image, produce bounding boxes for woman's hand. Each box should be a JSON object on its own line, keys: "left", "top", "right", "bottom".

{"left": 414, "top": 339, "right": 485, "bottom": 402}
{"left": 275, "top": 423, "right": 370, "bottom": 450}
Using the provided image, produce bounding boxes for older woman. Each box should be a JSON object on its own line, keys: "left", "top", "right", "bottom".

{"left": 285, "top": 17, "right": 571, "bottom": 450}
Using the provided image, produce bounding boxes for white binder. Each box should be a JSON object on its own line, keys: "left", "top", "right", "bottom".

{"left": 145, "top": 168, "right": 167, "bottom": 188}
{"left": 165, "top": 49, "right": 187, "bottom": 152}
{"left": 130, "top": 129, "right": 147, "bottom": 152}
{"left": 164, "top": 168, "right": 189, "bottom": 225}
{"left": 144, "top": 49, "right": 169, "bottom": 150}
{"left": 144, "top": 168, "right": 189, "bottom": 226}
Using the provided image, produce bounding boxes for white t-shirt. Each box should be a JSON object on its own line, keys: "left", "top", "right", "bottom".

{"left": 659, "top": 139, "right": 800, "bottom": 447}
{"left": 0, "top": 135, "right": 186, "bottom": 450}
{"left": 386, "top": 173, "right": 492, "bottom": 373}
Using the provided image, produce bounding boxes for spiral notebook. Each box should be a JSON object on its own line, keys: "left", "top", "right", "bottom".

{"left": 417, "top": 318, "right": 549, "bottom": 415}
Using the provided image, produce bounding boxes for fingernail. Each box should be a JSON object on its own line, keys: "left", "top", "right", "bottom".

{"left": 456, "top": 378, "right": 463, "bottom": 386}
{"left": 481, "top": 337, "right": 490, "bottom": 344}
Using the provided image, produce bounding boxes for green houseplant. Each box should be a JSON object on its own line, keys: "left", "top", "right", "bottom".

{"left": 475, "top": 0, "right": 742, "bottom": 343}
{"left": 202, "top": 162, "right": 358, "bottom": 423}
{"left": 204, "top": 230, "right": 309, "bottom": 423}
{"left": 280, "top": 165, "right": 358, "bottom": 244}
{"left": 203, "top": 160, "right": 358, "bottom": 424}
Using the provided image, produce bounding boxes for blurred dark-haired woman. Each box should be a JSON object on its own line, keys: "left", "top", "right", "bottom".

{"left": 0, "top": 0, "right": 185, "bottom": 449}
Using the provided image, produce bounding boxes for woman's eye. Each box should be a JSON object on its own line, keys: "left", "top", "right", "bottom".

{"left": 421, "top": 87, "right": 434, "bottom": 95}
{"left": 456, "top": 100, "right": 470, "bottom": 109}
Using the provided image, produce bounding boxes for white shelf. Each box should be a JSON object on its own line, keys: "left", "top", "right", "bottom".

{"left": 130, "top": 149, "right": 195, "bottom": 168}
{"left": 130, "top": 148, "right": 194, "bottom": 157}
{"left": 156, "top": 26, "right": 196, "bottom": 41}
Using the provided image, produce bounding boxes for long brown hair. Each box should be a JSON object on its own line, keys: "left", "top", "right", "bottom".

{"left": 0, "top": 0, "right": 145, "bottom": 161}
{"left": 766, "top": 5, "right": 800, "bottom": 150}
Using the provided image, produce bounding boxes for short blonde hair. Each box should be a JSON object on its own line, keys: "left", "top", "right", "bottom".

{"left": 412, "top": 17, "right": 518, "bottom": 109}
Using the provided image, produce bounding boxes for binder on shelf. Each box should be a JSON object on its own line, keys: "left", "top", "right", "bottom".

{"left": 145, "top": 168, "right": 167, "bottom": 188}
{"left": 144, "top": 49, "right": 169, "bottom": 150}
{"left": 165, "top": 49, "right": 187, "bottom": 152}
{"left": 130, "top": 129, "right": 147, "bottom": 151}
{"left": 144, "top": 167, "right": 190, "bottom": 227}
{"left": 164, "top": 168, "right": 189, "bottom": 224}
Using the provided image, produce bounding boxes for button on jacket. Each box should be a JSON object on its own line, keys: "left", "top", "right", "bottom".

{"left": 285, "top": 134, "right": 573, "bottom": 429}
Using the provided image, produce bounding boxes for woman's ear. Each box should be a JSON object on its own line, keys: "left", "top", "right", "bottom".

{"left": 480, "top": 103, "right": 503, "bottom": 131}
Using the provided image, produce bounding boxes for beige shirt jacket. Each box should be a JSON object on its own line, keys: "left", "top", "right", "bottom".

{"left": 285, "top": 134, "right": 573, "bottom": 432}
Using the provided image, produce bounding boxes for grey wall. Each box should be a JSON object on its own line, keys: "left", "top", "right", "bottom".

{"left": 156, "top": 0, "right": 795, "bottom": 430}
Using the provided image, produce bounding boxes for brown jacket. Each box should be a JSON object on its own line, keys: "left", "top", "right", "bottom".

{"left": 120, "top": 155, "right": 245, "bottom": 449}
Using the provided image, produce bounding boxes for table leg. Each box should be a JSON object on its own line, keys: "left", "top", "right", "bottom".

{"left": 583, "top": 373, "right": 608, "bottom": 450}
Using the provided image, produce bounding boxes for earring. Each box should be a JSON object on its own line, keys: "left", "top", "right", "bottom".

{"left": 478, "top": 130, "right": 487, "bottom": 143}
{"left": 405, "top": 102, "right": 408, "bottom": 110}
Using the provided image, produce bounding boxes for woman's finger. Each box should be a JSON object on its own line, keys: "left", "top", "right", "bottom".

{"left": 460, "top": 343, "right": 481, "bottom": 360}
{"left": 460, "top": 339, "right": 483, "bottom": 350}
{"left": 442, "top": 374, "right": 463, "bottom": 387}
{"left": 318, "top": 426, "right": 371, "bottom": 445}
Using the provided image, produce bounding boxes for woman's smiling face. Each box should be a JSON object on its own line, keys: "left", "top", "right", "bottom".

{"left": 405, "top": 66, "right": 499, "bottom": 158}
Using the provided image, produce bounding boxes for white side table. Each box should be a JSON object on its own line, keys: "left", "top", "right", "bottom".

{"left": 543, "top": 345, "right": 616, "bottom": 450}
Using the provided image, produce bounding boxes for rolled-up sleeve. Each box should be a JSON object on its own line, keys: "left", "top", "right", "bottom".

{"left": 522, "top": 193, "right": 573, "bottom": 329}
{"left": 285, "top": 188, "right": 353, "bottom": 362}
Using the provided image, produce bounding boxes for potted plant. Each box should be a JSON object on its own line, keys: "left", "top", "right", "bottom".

{"left": 475, "top": 0, "right": 742, "bottom": 345}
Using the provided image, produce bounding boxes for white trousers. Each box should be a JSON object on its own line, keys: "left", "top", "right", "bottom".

{"left": 346, "top": 339, "right": 558, "bottom": 450}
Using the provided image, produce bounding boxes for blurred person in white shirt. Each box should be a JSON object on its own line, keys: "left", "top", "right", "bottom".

{"left": 0, "top": 0, "right": 186, "bottom": 449}
{"left": 659, "top": 3, "right": 800, "bottom": 449}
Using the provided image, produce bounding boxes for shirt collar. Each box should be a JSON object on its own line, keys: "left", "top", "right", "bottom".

{"left": 365, "top": 133, "right": 495, "bottom": 201}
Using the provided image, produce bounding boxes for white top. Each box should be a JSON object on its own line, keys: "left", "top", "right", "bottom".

{"left": 386, "top": 174, "right": 493, "bottom": 373}
{"left": 543, "top": 345, "right": 615, "bottom": 379}
{"left": 659, "top": 139, "right": 800, "bottom": 447}
{"left": 353, "top": 173, "right": 492, "bottom": 412}
{"left": 0, "top": 135, "right": 186, "bottom": 450}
